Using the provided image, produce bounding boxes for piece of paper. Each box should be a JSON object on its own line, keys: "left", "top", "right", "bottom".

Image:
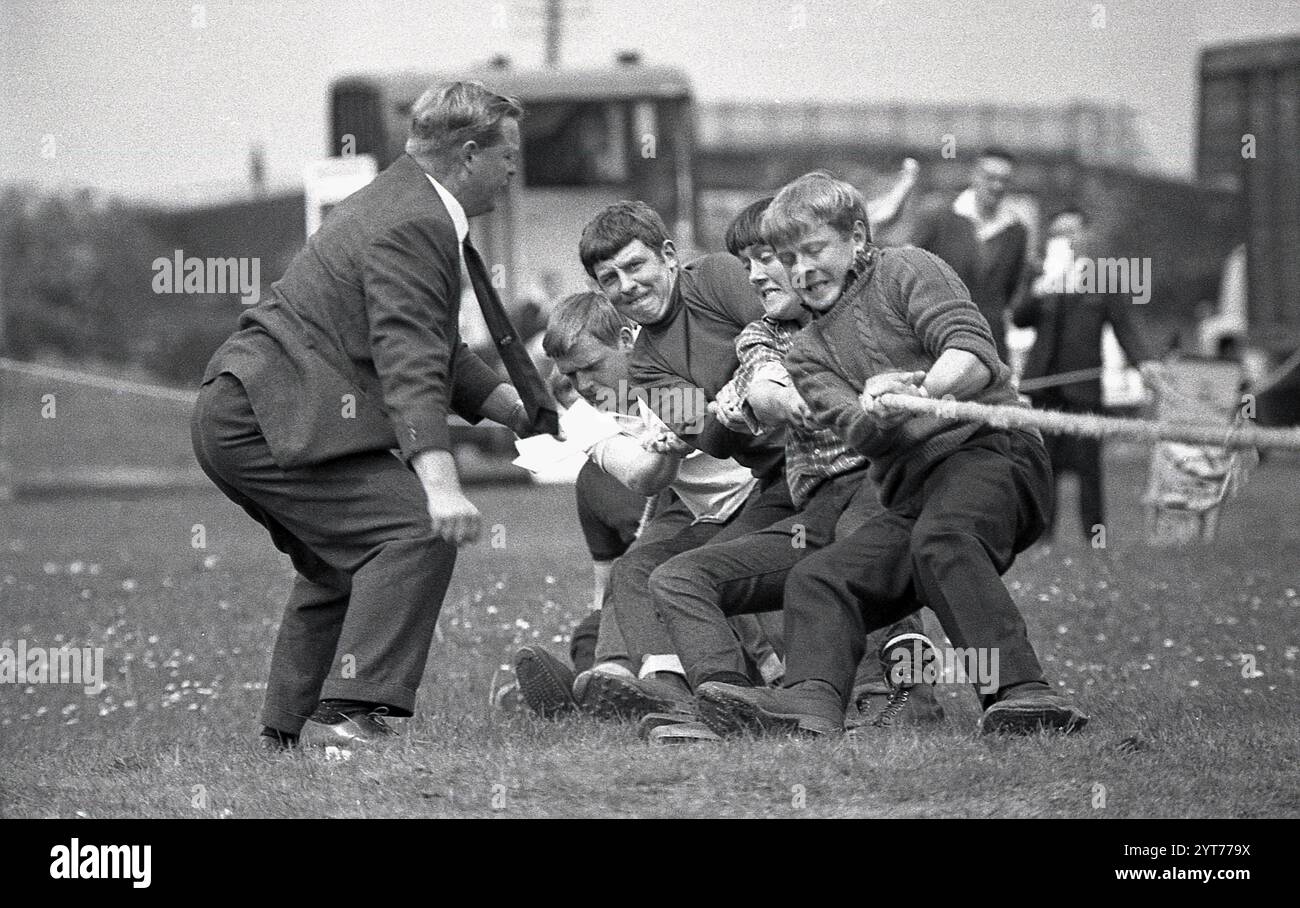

{"left": 558, "top": 398, "right": 625, "bottom": 452}
{"left": 511, "top": 433, "right": 586, "bottom": 474}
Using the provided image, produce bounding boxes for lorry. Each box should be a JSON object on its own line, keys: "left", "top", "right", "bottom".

{"left": 1196, "top": 34, "right": 1300, "bottom": 425}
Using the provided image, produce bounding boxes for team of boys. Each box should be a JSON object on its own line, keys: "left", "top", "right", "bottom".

{"left": 501, "top": 165, "right": 1088, "bottom": 743}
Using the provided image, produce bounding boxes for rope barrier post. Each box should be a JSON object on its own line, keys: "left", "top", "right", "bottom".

{"left": 1141, "top": 358, "right": 1248, "bottom": 546}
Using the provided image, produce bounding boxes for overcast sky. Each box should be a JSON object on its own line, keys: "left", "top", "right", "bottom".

{"left": 3, "top": 0, "right": 1299, "bottom": 201}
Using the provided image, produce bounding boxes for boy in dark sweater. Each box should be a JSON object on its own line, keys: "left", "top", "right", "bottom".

{"left": 697, "top": 172, "right": 1088, "bottom": 737}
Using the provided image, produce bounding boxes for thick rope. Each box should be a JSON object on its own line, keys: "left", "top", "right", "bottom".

{"left": 877, "top": 392, "right": 1300, "bottom": 451}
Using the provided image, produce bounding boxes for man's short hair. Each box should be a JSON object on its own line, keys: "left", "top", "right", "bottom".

{"left": 578, "top": 201, "right": 671, "bottom": 277}
{"left": 977, "top": 145, "right": 1018, "bottom": 167}
{"left": 724, "top": 197, "right": 775, "bottom": 257}
{"left": 405, "top": 81, "right": 523, "bottom": 164}
{"left": 761, "top": 171, "right": 871, "bottom": 251}
{"left": 542, "top": 291, "right": 634, "bottom": 360}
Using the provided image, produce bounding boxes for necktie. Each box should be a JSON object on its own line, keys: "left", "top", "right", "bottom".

{"left": 461, "top": 240, "right": 559, "bottom": 436}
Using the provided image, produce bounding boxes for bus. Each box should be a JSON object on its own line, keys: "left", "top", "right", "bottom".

{"left": 328, "top": 61, "right": 698, "bottom": 310}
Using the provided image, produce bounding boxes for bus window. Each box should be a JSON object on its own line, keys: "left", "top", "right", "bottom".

{"left": 522, "top": 101, "right": 629, "bottom": 186}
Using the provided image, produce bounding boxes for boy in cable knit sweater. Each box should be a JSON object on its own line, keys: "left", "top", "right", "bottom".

{"left": 696, "top": 171, "right": 1088, "bottom": 738}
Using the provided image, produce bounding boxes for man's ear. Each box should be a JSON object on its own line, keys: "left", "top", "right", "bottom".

{"left": 617, "top": 325, "right": 636, "bottom": 350}
{"left": 460, "top": 139, "right": 480, "bottom": 171}
{"left": 660, "top": 239, "right": 679, "bottom": 267}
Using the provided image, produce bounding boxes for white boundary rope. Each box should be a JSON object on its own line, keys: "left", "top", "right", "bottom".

{"left": 878, "top": 392, "right": 1300, "bottom": 451}
{"left": 1016, "top": 366, "right": 1104, "bottom": 392}
{"left": 0, "top": 357, "right": 198, "bottom": 405}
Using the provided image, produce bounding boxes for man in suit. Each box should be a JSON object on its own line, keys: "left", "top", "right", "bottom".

{"left": 911, "top": 147, "right": 1029, "bottom": 362}
{"left": 1012, "top": 205, "right": 1157, "bottom": 540}
{"left": 191, "top": 81, "right": 556, "bottom": 751}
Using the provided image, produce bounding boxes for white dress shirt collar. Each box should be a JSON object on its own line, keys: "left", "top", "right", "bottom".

{"left": 953, "top": 187, "right": 1018, "bottom": 242}
{"left": 425, "top": 174, "right": 469, "bottom": 244}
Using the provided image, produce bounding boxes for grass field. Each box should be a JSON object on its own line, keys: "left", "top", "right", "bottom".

{"left": 2, "top": 445, "right": 1299, "bottom": 818}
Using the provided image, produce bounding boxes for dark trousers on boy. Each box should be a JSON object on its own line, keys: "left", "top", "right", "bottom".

{"left": 651, "top": 466, "right": 925, "bottom": 696}
{"left": 783, "top": 428, "right": 1053, "bottom": 709}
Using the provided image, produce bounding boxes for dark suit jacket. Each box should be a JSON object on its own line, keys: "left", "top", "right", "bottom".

{"left": 201, "top": 154, "right": 503, "bottom": 469}
{"left": 912, "top": 203, "right": 1029, "bottom": 361}
{"left": 628, "top": 253, "right": 785, "bottom": 480}
{"left": 1012, "top": 286, "right": 1152, "bottom": 411}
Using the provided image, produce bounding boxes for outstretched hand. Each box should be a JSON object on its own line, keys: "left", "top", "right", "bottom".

{"left": 750, "top": 383, "right": 818, "bottom": 432}
{"left": 710, "top": 381, "right": 750, "bottom": 432}
{"left": 641, "top": 425, "right": 693, "bottom": 456}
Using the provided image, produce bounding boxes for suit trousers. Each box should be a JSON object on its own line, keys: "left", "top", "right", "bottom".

{"left": 650, "top": 466, "right": 923, "bottom": 694}
{"left": 191, "top": 373, "right": 455, "bottom": 733}
{"left": 783, "top": 429, "right": 1053, "bottom": 709}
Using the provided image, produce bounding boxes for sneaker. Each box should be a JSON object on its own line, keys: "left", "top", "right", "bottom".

{"left": 877, "top": 631, "right": 939, "bottom": 689}
{"left": 573, "top": 667, "right": 693, "bottom": 720}
{"left": 852, "top": 679, "right": 892, "bottom": 709}
{"left": 852, "top": 679, "right": 946, "bottom": 730}
{"left": 871, "top": 684, "right": 945, "bottom": 727}
{"left": 696, "top": 680, "right": 843, "bottom": 738}
{"left": 852, "top": 632, "right": 945, "bottom": 729}
{"left": 512, "top": 645, "right": 577, "bottom": 718}
{"left": 647, "top": 721, "right": 721, "bottom": 745}
{"left": 979, "top": 689, "right": 1089, "bottom": 735}
{"left": 309, "top": 702, "right": 399, "bottom": 745}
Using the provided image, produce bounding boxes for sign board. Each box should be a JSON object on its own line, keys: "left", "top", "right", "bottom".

{"left": 303, "top": 155, "right": 378, "bottom": 236}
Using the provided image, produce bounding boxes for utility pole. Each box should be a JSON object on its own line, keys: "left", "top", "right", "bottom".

{"left": 0, "top": 250, "right": 12, "bottom": 501}
{"left": 544, "top": 0, "right": 561, "bottom": 66}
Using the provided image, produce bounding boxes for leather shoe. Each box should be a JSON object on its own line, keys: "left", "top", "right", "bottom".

{"left": 979, "top": 689, "right": 1088, "bottom": 735}
{"left": 310, "top": 702, "right": 399, "bottom": 744}
{"left": 697, "top": 680, "right": 843, "bottom": 738}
